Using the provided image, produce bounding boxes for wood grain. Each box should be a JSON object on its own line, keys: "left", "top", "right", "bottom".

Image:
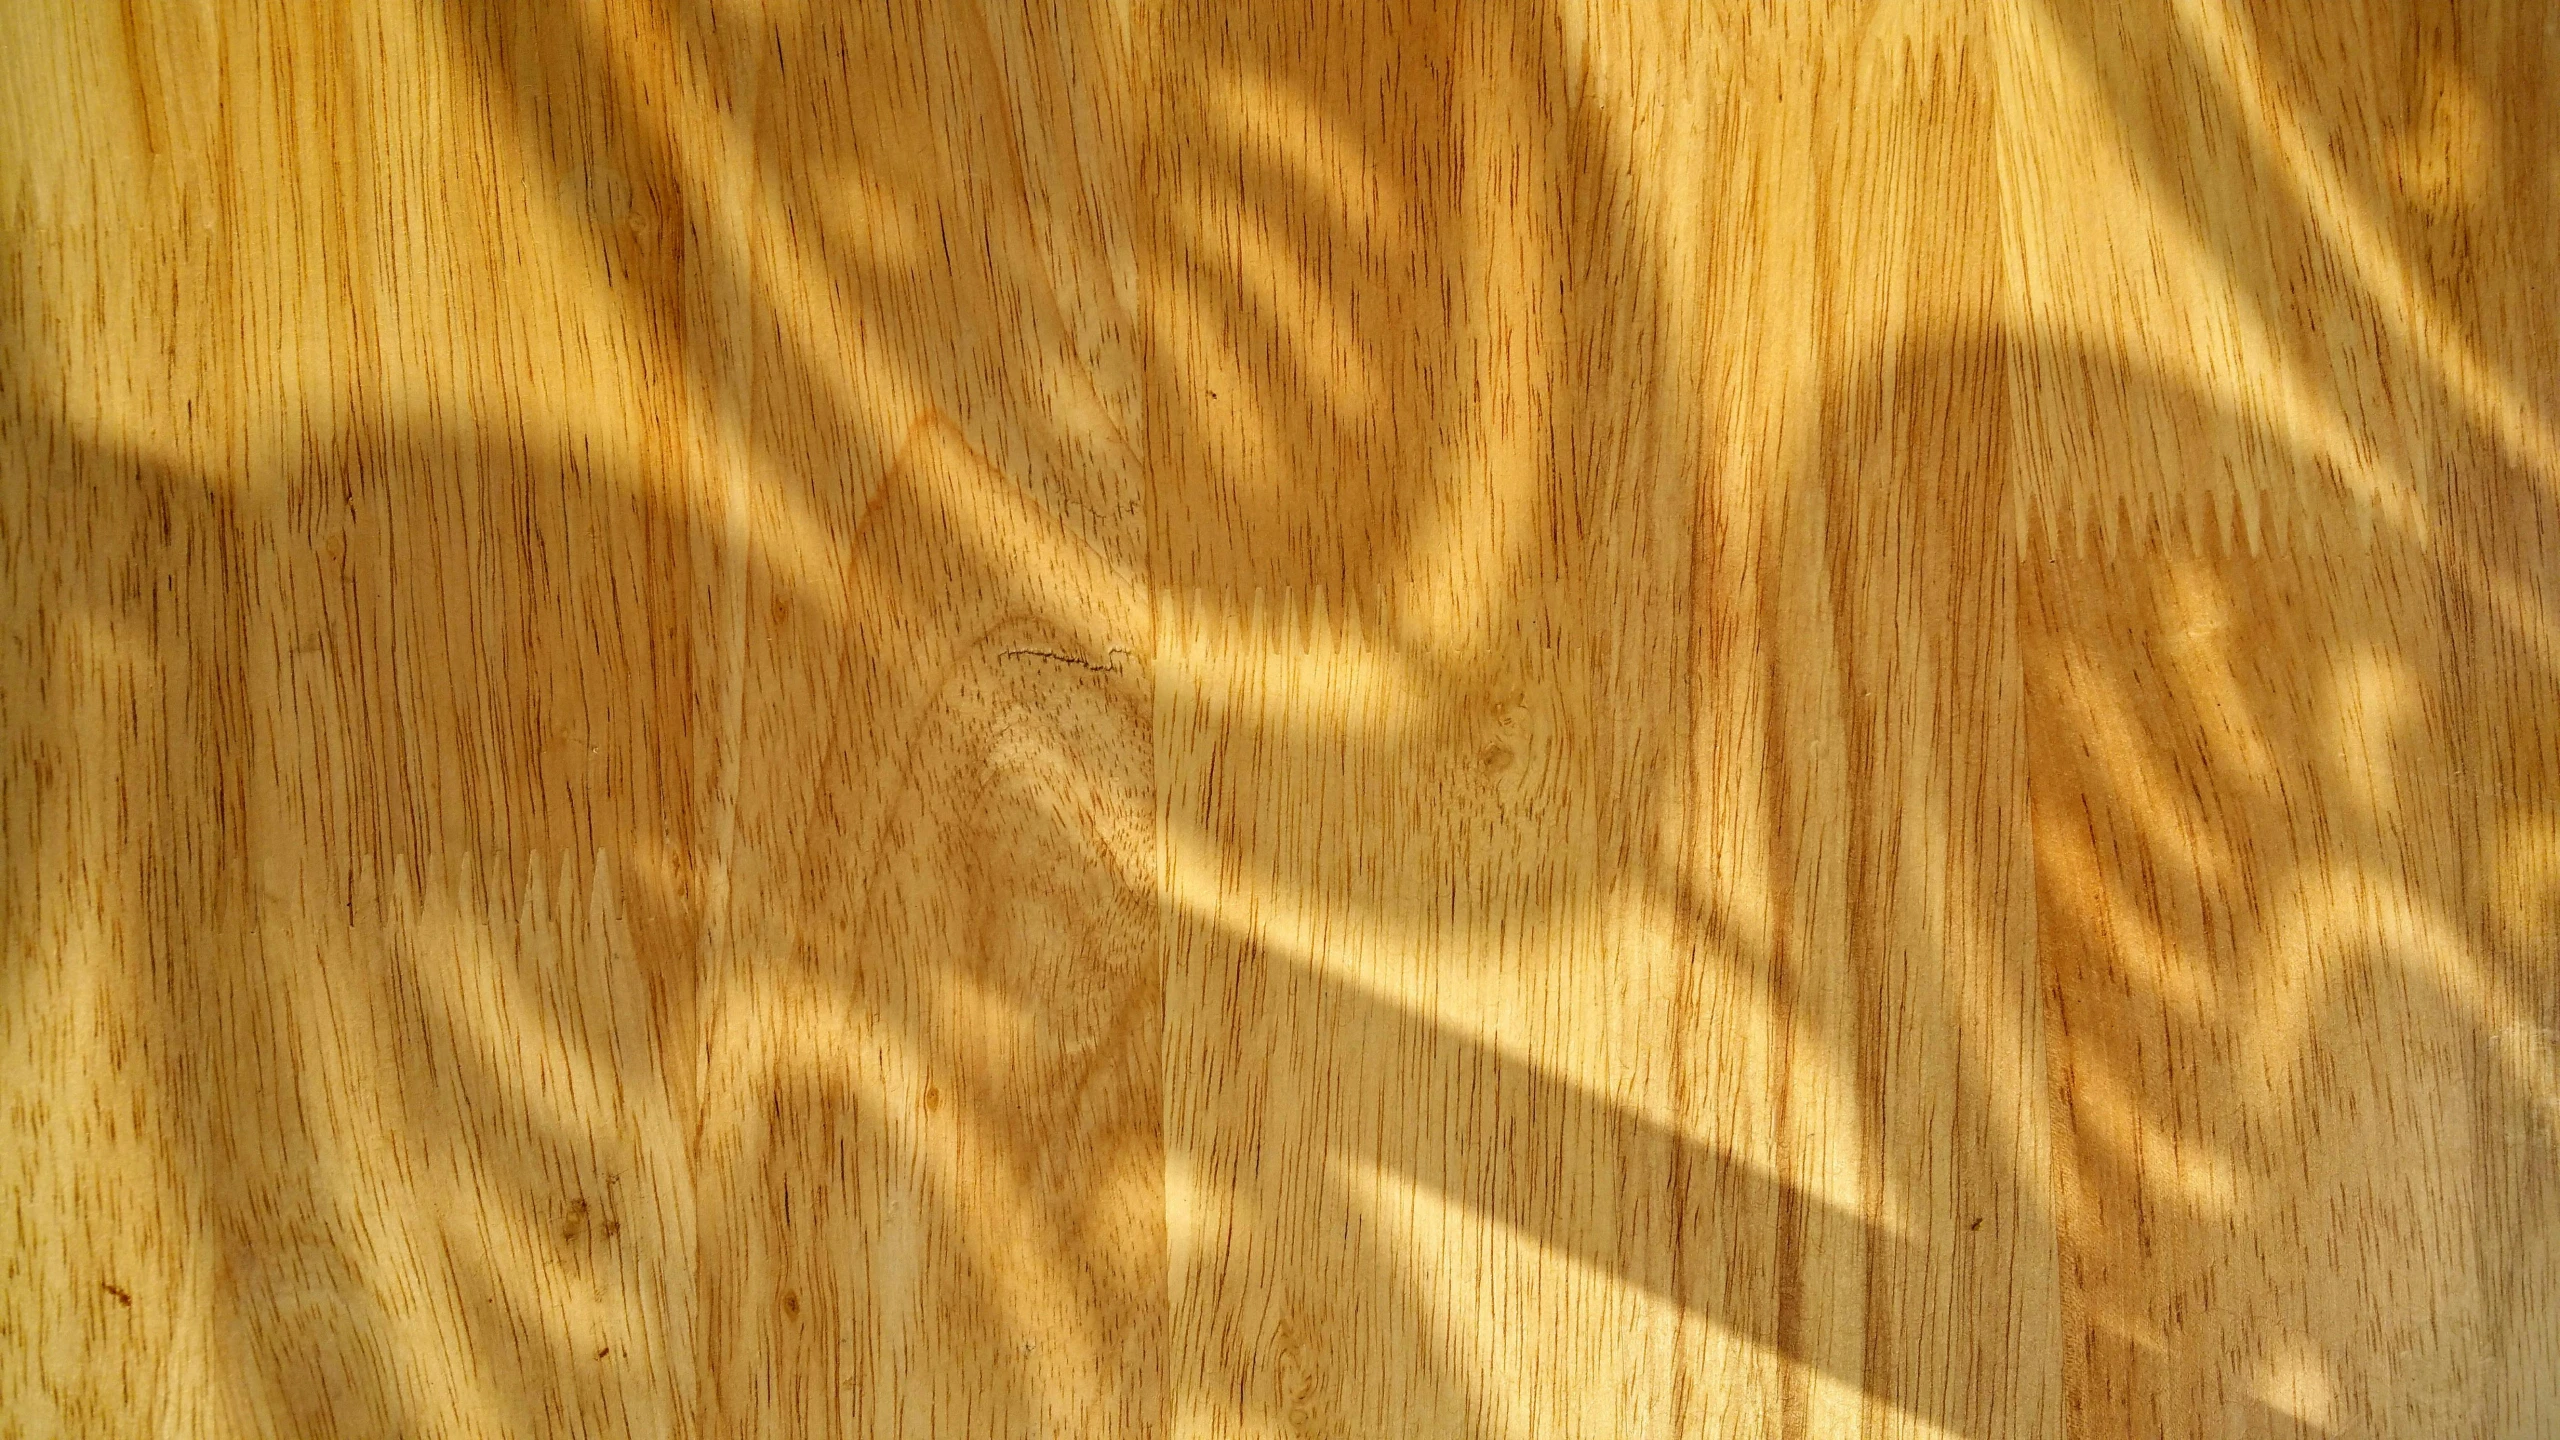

{"left": 3, "top": 0, "right": 2552, "bottom": 1435}
{"left": 2008, "top": 0, "right": 2560, "bottom": 1433}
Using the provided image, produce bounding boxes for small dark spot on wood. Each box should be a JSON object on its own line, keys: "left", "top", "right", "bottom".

{"left": 602, "top": 1219, "right": 622, "bottom": 1240}
{"left": 783, "top": 1290, "right": 802, "bottom": 1317}
{"left": 597, "top": 1346, "right": 611, "bottom": 1359}
{"left": 102, "top": 1281, "right": 133, "bottom": 1306}
{"left": 922, "top": 1086, "right": 943, "bottom": 1113}
{"left": 1969, "top": 1217, "right": 1983, "bottom": 1232}
{"left": 563, "top": 1197, "right": 590, "bottom": 1241}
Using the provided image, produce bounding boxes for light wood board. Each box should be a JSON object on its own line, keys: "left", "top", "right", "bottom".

{"left": 3, "top": 0, "right": 2552, "bottom": 1436}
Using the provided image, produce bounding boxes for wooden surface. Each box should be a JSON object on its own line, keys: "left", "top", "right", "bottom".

{"left": 3, "top": 1, "right": 2552, "bottom": 1436}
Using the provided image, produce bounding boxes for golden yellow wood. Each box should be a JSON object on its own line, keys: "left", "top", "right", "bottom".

{"left": 2, "top": 0, "right": 2551, "bottom": 1436}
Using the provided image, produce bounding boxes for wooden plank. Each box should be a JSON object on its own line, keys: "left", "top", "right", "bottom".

{"left": 2, "top": 0, "right": 1159, "bottom": 1435}
{"left": 1147, "top": 2, "right": 2054, "bottom": 1436}
{"left": 3, "top": 1, "right": 715, "bottom": 1433}
{"left": 2007, "top": 0, "right": 2560, "bottom": 1430}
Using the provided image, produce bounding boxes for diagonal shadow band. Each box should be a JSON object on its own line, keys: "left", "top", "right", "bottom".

{"left": 1214, "top": 949, "right": 2327, "bottom": 1440}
